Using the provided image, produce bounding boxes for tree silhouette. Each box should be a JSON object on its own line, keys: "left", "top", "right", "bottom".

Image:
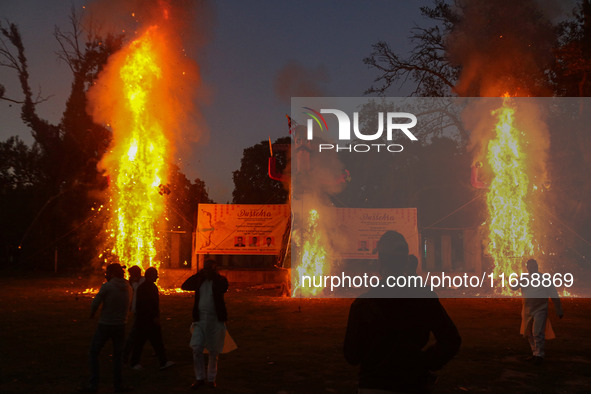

{"left": 232, "top": 137, "right": 290, "bottom": 204}
{"left": 364, "top": 0, "right": 591, "bottom": 264}
{"left": 0, "top": 14, "right": 123, "bottom": 270}
{"left": 365, "top": 0, "right": 556, "bottom": 97}
{"left": 364, "top": 0, "right": 459, "bottom": 96}
{"left": 554, "top": 0, "right": 591, "bottom": 96}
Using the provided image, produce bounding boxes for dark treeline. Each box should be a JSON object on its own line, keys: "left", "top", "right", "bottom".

{"left": 0, "top": 15, "right": 213, "bottom": 272}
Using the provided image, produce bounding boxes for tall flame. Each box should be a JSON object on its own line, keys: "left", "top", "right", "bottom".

{"left": 486, "top": 97, "right": 535, "bottom": 287}
{"left": 86, "top": 1, "right": 204, "bottom": 273}
{"left": 110, "top": 27, "right": 168, "bottom": 270}
{"left": 293, "top": 209, "right": 328, "bottom": 296}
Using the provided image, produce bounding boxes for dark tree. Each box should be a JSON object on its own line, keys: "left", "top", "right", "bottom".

{"left": 232, "top": 137, "right": 290, "bottom": 204}
{"left": 167, "top": 164, "right": 214, "bottom": 230}
{"left": 155, "top": 164, "right": 214, "bottom": 268}
{"left": 0, "top": 136, "right": 44, "bottom": 192}
{"left": 0, "top": 137, "right": 46, "bottom": 267}
{"left": 1, "top": 14, "right": 215, "bottom": 271}
{"left": 364, "top": 0, "right": 591, "bottom": 265}
{"left": 337, "top": 134, "right": 477, "bottom": 226}
{"left": 365, "top": 0, "right": 556, "bottom": 97}
{"left": 0, "top": 14, "right": 122, "bottom": 270}
{"left": 553, "top": 1, "right": 591, "bottom": 96}
{"left": 547, "top": 1, "right": 591, "bottom": 261}
{"left": 364, "top": 0, "right": 459, "bottom": 96}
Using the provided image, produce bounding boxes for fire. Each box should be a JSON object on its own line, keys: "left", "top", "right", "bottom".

{"left": 160, "top": 287, "right": 191, "bottom": 295}
{"left": 562, "top": 289, "right": 572, "bottom": 297}
{"left": 486, "top": 97, "right": 535, "bottom": 290}
{"left": 108, "top": 27, "right": 169, "bottom": 271}
{"left": 88, "top": 3, "right": 202, "bottom": 272}
{"left": 293, "top": 209, "right": 328, "bottom": 296}
{"left": 75, "top": 287, "right": 189, "bottom": 296}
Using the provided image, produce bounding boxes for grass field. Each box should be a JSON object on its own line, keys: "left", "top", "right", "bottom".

{"left": 0, "top": 276, "right": 590, "bottom": 393}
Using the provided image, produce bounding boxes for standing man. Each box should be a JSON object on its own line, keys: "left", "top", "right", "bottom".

{"left": 516, "top": 259, "right": 564, "bottom": 365}
{"left": 129, "top": 267, "right": 174, "bottom": 370}
{"left": 181, "top": 259, "right": 229, "bottom": 389}
{"left": 81, "top": 263, "right": 131, "bottom": 393}
{"left": 123, "top": 265, "right": 143, "bottom": 365}
{"left": 344, "top": 231, "right": 461, "bottom": 393}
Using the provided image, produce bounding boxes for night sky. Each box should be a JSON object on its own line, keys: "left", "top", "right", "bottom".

{"left": 0, "top": 0, "right": 428, "bottom": 202}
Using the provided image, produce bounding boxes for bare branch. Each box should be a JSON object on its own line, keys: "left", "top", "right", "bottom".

{"left": 54, "top": 8, "right": 84, "bottom": 74}
{"left": 0, "top": 26, "right": 21, "bottom": 71}
{"left": 0, "top": 23, "right": 54, "bottom": 105}
{"left": 0, "top": 95, "right": 23, "bottom": 104}
{"left": 364, "top": 1, "right": 459, "bottom": 97}
{"left": 364, "top": 40, "right": 456, "bottom": 96}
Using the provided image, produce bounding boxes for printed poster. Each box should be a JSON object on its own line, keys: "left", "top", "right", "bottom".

{"left": 195, "top": 204, "right": 290, "bottom": 255}
{"left": 335, "top": 208, "right": 418, "bottom": 259}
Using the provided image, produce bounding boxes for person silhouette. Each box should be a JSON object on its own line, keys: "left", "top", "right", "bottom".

{"left": 513, "top": 259, "right": 563, "bottom": 365}
{"left": 181, "top": 259, "right": 229, "bottom": 389}
{"left": 129, "top": 267, "right": 174, "bottom": 371}
{"left": 344, "top": 231, "right": 461, "bottom": 393}
{"left": 80, "top": 263, "right": 131, "bottom": 393}
{"left": 122, "top": 265, "right": 144, "bottom": 365}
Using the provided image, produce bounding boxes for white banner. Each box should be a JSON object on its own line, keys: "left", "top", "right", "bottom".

{"left": 335, "top": 208, "right": 418, "bottom": 259}
{"left": 195, "top": 204, "right": 290, "bottom": 255}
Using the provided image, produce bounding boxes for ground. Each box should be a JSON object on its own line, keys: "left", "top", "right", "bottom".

{"left": 0, "top": 276, "right": 590, "bottom": 393}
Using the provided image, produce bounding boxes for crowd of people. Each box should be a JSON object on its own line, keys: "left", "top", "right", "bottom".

{"left": 79, "top": 259, "right": 229, "bottom": 393}
{"left": 343, "top": 232, "right": 564, "bottom": 393}
{"left": 79, "top": 231, "right": 564, "bottom": 393}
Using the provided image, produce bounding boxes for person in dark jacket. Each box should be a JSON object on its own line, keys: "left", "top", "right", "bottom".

{"left": 344, "top": 231, "right": 461, "bottom": 393}
{"left": 123, "top": 265, "right": 143, "bottom": 365}
{"left": 181, "top": 259, "right": 229, "bottom": 389}
{"left": 80, "top": 263, "right": 131, "bottom": 393}
{"left": 129, "top": 267, "right": 174, "bottom": 370}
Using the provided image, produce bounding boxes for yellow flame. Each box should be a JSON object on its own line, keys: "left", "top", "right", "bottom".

{"left": 486, "top": 98, "right": 535, "bottom": 293}
{"left": 108, "top": 27, "right": 168, "bottom": 271}
{"left": 562, "top": 289, "right": 571, "bottom": 297}
{"left": 293, "top": 209, "right": 328, "bottom": 296}
{"left": 87, "top": 2, "right": 204, "bottom": 273}
{"left": 160, "top": 287, "right": 191, "bottom": 295}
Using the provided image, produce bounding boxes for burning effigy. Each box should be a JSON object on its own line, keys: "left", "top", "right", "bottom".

{"left": 86, "top": 1, "right": 203, "bottom": 272}
{"left": 485, "top": 98, "right": 535, "bottom": 288}
{"left": 464, "top": 95, "right": 553, "bottom": 294}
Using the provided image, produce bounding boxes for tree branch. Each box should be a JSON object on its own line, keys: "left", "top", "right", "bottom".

{"left": 364, "top": 0, "right": 459, "bottom": 97}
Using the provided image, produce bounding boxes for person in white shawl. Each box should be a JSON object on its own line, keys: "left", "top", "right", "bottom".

{"left": 181, "top": 260, "right": 229, "bottom": 389}
{"left": 515, "top": 259, "right": 563, "bottom": 365}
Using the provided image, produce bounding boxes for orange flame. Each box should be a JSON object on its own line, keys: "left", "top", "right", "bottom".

{"left": 107, "top": 27, "right": 169, "bottom": 270}
{"left": 562, "top": 289, "right": 572, "bottom": 297}
{"left": 486, "top": 97, "right": 535, "bottom": 292}
{"left": 87, "top": 7, "right": 201, "bottom": 271}
{"left": 293, "top": 209, "right": 329, "bottom": 296}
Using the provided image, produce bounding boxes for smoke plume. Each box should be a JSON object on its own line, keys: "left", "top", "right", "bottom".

{"left": 274, "top": 61, "right": 328, "bottom": 104}
{"left": 447, "top": 0, "right": 557, "bottom": 97}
